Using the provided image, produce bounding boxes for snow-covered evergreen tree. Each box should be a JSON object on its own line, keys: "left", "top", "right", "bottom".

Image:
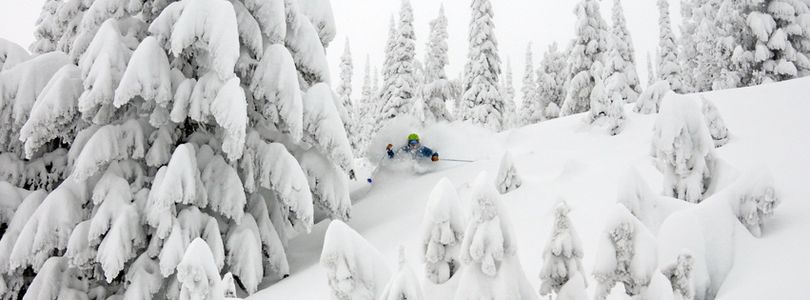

{"left": 501, "top": 58, "right": 516, "bottom": 129}
{"left": 593, "top": 205, "right": 658, "bottom": 299}
{"left": 652, "top": 93, "right": 715, "bottom": 203}
{"left": 377, "top": 0, "right": 417, "bottom": 126}
{"left": 455, "top": 172, "right": 537, "bottom": 299}
{"left": 535, "top": 43, "right": 568, "bottom": 121}
{"left": 338, "top": 38, "right": 359, "bottom": 157}
{"left": 610, "top": 0, "right": 642, "bottom": 102}
{"left": 321, "top": 220, "right": 391, "bottom": 300}
{"left": 495, "top": 151, "right": 522, "bottom": 194}
{"left": 538, "top": 200, "right": 586, "bottom": 298}
{"left": 657, "top": 0, "right": 686, "bottom": 93}
{"left": 520, "top": 45, "right": 542, "bottom": 125}
{"left": 380, "top": 246, "right": 424, "bottom": 300}
{"left": 0, "top": 0, "right": 353, "bottom": 297}
{"left": 421, "top": 5, "right": 455, "bottom": 124}
{"left": 588, "top": 60, "right": 626, "bottom": 135}
{"left": 357, "top": 55, "right": 375, "bottom": 156}
{"left": 646, "top": 51, "right": 656, "bottom": 87}
{"left": 560, "top": 0, "right": 610, "bottom": 117}
{"left": 711, "top": 0, "right": 749, "bottom": 90}
{"left": 421, "top": 178, "right": 466, "bottom": 284}
{"left": 459, "top": 0, "right": 504, "bottom": 131}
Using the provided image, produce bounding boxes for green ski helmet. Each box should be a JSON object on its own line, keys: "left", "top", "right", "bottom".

{"left": 407, "top": 133, "right": 420, "bottom": 142}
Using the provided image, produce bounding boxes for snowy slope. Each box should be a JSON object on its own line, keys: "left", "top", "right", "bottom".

{"left": 248, "top": 78, "right": 810, "bottom": 299}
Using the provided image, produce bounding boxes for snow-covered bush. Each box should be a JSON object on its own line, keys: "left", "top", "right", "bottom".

{"left": 380, "top": 246, "right": 423, "bottom": 300}
{"left": 421, "top": 178, "right": 466, "bottom": 284}
{"left": 495, "top": 151, "right": 522, "bottom": 194}
{"left": 320, "top": 220, "right": 391, "bottom": 300}
{"left": 454, "top": 172, "right": 537, "bottom": 299}
{"left": 652, "top": 93, "right": 715, "bottom": 203}
{"left": 592, "top": 204, "right": 658, "bottom": 299}
{"left": 700, "top": 96, "right": 730, "bottom": 147}
{"left": 538, "top": 200, "right": 586, "bottom": 298}
{"left": 661, "top": 251, "right": 695, "bottom": 300}
{"left": 728, "top": 168, "right": 780, "bottom": 238}
{"left": 634, "top": 80, "right": 671, "bottom": 114}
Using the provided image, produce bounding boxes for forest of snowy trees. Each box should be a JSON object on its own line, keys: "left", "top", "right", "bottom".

{"left": 0, "top": 0, "right": 803, "bottom": 298}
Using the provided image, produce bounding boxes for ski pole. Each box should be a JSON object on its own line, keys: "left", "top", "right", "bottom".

{"left": 441, "top": 158, "right": 475, "bottom": 163}
{"left": 367, "top": 153, "right": 388, "bottom": 183}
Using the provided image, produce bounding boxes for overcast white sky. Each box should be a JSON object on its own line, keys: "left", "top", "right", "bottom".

{"left": 0, "top": 0, "right": 682, "bottom": 104}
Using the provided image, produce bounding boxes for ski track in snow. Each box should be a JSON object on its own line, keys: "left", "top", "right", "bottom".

{"left": 249, "top": 78, "right": 810, "bottom": 299}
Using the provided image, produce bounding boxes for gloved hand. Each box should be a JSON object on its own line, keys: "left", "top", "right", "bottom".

{"left": 431, "top": 153, "right": 439, "bottom": 162}
{"left": 386, "top": 144, "right": 395, "bottom": 159}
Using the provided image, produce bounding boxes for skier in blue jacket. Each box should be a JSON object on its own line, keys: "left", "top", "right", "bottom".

{"left": 387, "top": 133, "right": 439, "bottom": 162}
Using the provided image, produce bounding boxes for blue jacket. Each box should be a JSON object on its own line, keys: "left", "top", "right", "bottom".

{"left": 388, "top": 144, "right": 436, "bottom": 160}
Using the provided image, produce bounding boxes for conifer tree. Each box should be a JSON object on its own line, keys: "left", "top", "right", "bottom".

{"left": 610, "top": 0, "right": 642, "bottom": 102}
{"left": 378, "top": 0, "right": 417, "bottom": 126}
{"left": 460, "top": 0, "right": 504, "bottom": 130}
{"left": 501, "top": 58, "right": 516, "bottom": 128}
{"left": 422, "top": 4, "right": 455, "bottom": 123}
{"left": 0, "top": 0, "right": 353, "bottom": 297}
{"left": 560, "top": 0, "right": 610, "bottom": 116}
{"left": 536, "top": 43, "right": 568, "bottom": 121}
{"left": 338, "top": 38, "right": 359, "bottom": 156}
{"left": 520, "top": 44, "right": 541, "bottom": 125}
{"left": 657, "top": 0, "right": 686, "bottom": 92}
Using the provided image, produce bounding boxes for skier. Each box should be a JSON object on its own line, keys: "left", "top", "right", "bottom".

{"left": 387, "top": 133, "right": 440, "bottom": 162}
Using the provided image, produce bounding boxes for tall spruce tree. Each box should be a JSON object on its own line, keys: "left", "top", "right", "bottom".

{"left": 657, "top": 0, "right": 685, "bottom": 93}
{"left": 422, "top": 4, "right": 454, "bottom": 123}
{"left": 520, "top": 44, "right": 541, "bottom": 125}
{"left": 460, "top": 0, "right": 504, "bottom": 130}
{"left": 338, "top": 38, "right": 358, "bottom": 156}
{"left": 377, "top": 0, "right": 417, "bottom": 126}
{"left": 560, "top": 0, "right": 610, "bottom": 116}
{"left": 610, "top": 0, "right": 642, "bottom": 102}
